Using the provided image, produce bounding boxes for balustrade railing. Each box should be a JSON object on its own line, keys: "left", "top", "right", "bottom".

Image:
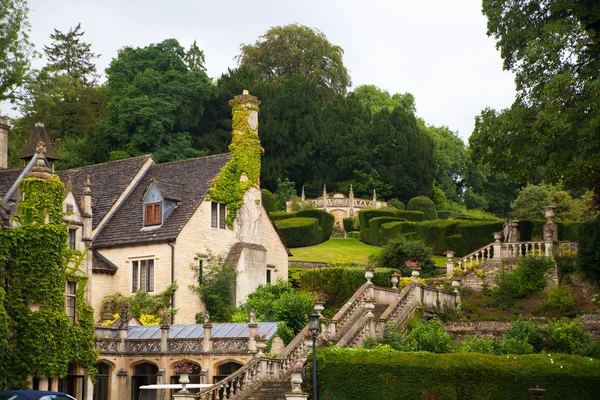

{"left": 337, "top": 314, "right": 371, "bottom": 348}
{"left": 327, "top": 282, "right": 371, "bottom": 339}
{"left": 380, "top": 281, "right": 417, "bottom": 328}
{"left": 454, "top": 243, "right": 494, "bottom": 271}
{"left": 278, "top": 324, "right": 310, "bottom": 374}
{"left": 197, "top": 357, "right": 266, "bottom": 400}
{"left": 127, "top": 339, "right": 161, "bottom": 354}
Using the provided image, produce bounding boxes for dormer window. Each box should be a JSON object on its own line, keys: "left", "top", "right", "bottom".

{"left": 144, "top": 202, "right": 162, "bottom": 226}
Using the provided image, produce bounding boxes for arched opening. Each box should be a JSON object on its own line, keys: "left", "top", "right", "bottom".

{"left": 169, "top": 361, "right": 202, "bottom": 397}
{"left": 132, "top": 362, "right": 158, "bottom": 400}
{"left": 58, "top": 364, "right": 85, "bottom": 399}
{"left": 93, "top": 362, "right": 111, "bottom": 400}
{"left": 214, "top": 361, "right": 242, "bottom": 383}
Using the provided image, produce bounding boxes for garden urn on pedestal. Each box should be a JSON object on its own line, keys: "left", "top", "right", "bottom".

{"left": 390, "top": 272, "right": 401, "bottom": 289}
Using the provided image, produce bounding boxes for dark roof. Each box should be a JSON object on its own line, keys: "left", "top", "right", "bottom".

{"left": 93, "top": 153, "right": 232, "bottom": 248}
{"left": 57, "top": 155, "right": 152, "bottom": 229}
{"left": 224, "top": 242, "right": 267, "bottom": 268}
{"left": 0, "top": 167, "right": 24, "bottom": 199}
{"left": 19, "top": 124, "right": 61, "bottom": 161}
{"left": 153, "top": 179, "right": 183, "bottom": 201}
{"left": 92, "top": 250, "right": 119, "bottom": 274}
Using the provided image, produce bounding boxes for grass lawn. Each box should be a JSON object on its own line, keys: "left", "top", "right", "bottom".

{"left": 289, "top": 238, "right": 450, "bottom": 267}
{"left": 289, "top": 238, "right": 380, "bottom": 264}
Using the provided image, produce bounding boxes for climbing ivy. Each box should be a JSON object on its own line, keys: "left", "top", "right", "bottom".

{"left": 0, "top": 177, "right": 98, "bottom": 389}
{"left": 208, "top": 95, "right": 263, "bottom": 227}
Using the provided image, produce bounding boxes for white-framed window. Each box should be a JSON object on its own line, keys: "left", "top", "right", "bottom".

{"left": 211, "top": 202, "right": 226, "bottom": 229}
{"left": 132, "top": 259, "right": 154, "bottom": 292}
{"left": 65, "top": 281, "right": 77, "bottom": 325}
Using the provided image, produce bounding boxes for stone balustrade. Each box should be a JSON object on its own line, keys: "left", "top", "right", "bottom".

{"left": 327, "top": 282, "right": 371, "bottom": 339}
{"left": 96, "top": 337, "right": 248, "bottom": 355}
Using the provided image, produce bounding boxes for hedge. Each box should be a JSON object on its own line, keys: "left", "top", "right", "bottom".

{"left": 407, "top": 196, "right": 437, "bottom": 220}
{"left": 347, "top": 231, "right": 361, "bottom": 239}
{"left": 358, "top": 209, "right": 396, "bottom": 243}
{"left": 394, "top": 210, "right": 425, "bottom": 222}
{"left": 343, "top": 216, "right": 359, "bottom": 232}
{"left": 380, "top": 221, "right": 418, "bottom": 245}
{"left": 295, "top": 209, "right": 335, "bottom": 242}
{"left": 312, "top": 348, "right": 600, "bottom": 400}
{"left": 517, "top": 220, "right": 580, "bottom": 242}
{"left": 274, "top": 217, "right": 319, "bottom": 248}
{"left": 448, "top": 221, "right": 504, "bottom": 256}
{"left": 415, "top": 220, "right": 462, "bottom": 255}
{"left": 369, "top": 217, "right": 406, "bottom": 246}
{"left": 437, "top": 210, "right": 463, "bottom": 220}
{"left": 261, "top": 189, "right": 277, "bottom": 212}
{"left": 577, "top": 220, "right": 600, "bottom": 283}
{"left": 270, "top": 211, "right": 296, "bottom": 221}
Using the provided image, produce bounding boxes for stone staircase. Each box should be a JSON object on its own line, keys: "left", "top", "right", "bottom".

{"left": 195, "top": 280, "right": 460, "bottom": 400}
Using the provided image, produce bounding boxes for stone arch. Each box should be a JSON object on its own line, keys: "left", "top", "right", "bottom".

{"left": 329, "top": 208, "right": 349, "bottom": 232}
{"left": 131, "top": 361, "right": 159, "bottom": 400}
{"left": 94, "top": 361, "right": 112, "bottom": 400}
{"left": 213, "top": 359, "right": 244, "bottom": 383}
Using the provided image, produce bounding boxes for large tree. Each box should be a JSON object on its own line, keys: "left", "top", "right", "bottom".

{"left": 238, "top": 24, "right": 350, "bottom": 102}
{"left": 470, "top": 0, "right": 600, "bottom": 211}
{"left": 0, "top": 0, "right": 33, "bottom": 102}
{"left": 93, "top": 39, "right": 215, "bottom": 163}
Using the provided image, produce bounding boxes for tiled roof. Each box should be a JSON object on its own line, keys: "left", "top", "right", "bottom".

{"left": 19, "top": 124, "right": 61, "bottom": 161}
{"left": 153, "top": 179, "right": 183, "bottom": 201}
{"left": 92, "top": 250, "right": 119, "bottom": 274}
{"left": 224, "top": 242, "right": 267, "bottom": 268}
{"left": 0, "top": 167, "right": 24, "bottom": 199}
{"left": 93, "top": 153, "right": 232, "bottom": 248}
{"left": 57, "top": 155, "right": 152, "bottom": 229}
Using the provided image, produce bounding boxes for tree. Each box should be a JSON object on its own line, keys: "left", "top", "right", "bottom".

{"left": 238, "top": 24, "right": 350, "bottom": 102}
{"left": 93, "top": 39, "right": 215, "bottom": 163}
{"left": 0, "top": 0, "right": 33, "bottom": 102}
{"left": 185, "top": 40, "right": 206, "bottom": 71}
{"left": 353, "top": 85, "right": 415, "bottom": 114}
{"left": 471, "top": 0, "right": 600, "bottom": 212}
{"left": 43, "top": 23, "right": 99, "bottom": 85}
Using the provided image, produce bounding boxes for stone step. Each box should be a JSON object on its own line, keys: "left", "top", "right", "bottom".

{"left": 239, "top": 380, "right": 291, "bottom": 400}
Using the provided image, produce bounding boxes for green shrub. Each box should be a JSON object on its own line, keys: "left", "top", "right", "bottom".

{"left": 404, "top": 319, "right": 452, "bottom": 353}
{"left": 455, "top": 336, "right": 500, "bottom": 355}
{"left": 347, "top": 231, "right": 360, "bottom": 239}
{"left": 407, "top": 196, "right": 437, "bottom": 220}
{"left": 415, "top": 220, "right": 461, "bottom": 254}
{"left": 544, "top": 285, "right": 576, "bottom": 314}
{"left": 275, "top": 217, "right": 319, "bottom": 248}
{"left": 502, "top": 318, "right": 544, "bottom": 353}
{"left": 194, "top": 263, "right": 237, "bottom": 322}
{"left": 261, "top": 189, "right": 277, "bottom": 212}
{"left": 388, "top": 198, "right": 405, "bottom": 210}
{"left": 358, "top": 209, "right": 396, "bottom": 243}
{"left": 546, "top": 317, "right": 589, "bottom": 354}
{"left": 372, "top": 236, "right": 434, "bottom": 277}
{"left": 491, "top": 258, "right": 552, "bottom": 308}
{"left": 394, "top": 210, "right": 424, "bottom": 222}
{"left": 270, "top": 211, "right": 296, "bottom": 221}
{"left": 557, "top": 255, "right": 577, "bottom": 276}
{"left": 437, "top": 210, "right": 463, "bottom": 220}
{"left": 577, "top": 220, "right": 600, "bottom": 283}
{"left": 379, "top": 221, "right": 418, "bottom": 245}
{"left": 450, "top": 221, "right": 504, "bottom": 256}
{"left": 369, "top": 217, "right": 405, "bottom": 246}
{"left": 295, "top": 209, "right": 335, "bottom": 243}
{"left": 343, "top": 216, "right": 358, "bottom": 232}
{"left": 313, "top": 348, "right": 600, "bottom": 400}
{"left": 559, "top": 221, "right": 580, "bottom": 241}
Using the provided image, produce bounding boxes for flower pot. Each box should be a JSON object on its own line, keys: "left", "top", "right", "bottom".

{"left": 178, "top": 372, "right": 190, "bottom": 392}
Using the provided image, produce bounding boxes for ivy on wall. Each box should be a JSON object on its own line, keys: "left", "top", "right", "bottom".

{"left": 0, "top": 176, "right": 98, "bottom": 389}
{"left": 208, "top": 94, "right": 263, "bottom": 228}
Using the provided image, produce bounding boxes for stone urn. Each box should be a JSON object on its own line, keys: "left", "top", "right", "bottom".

{"left": 290, "top": 371, "right": 303, "bottom": 393}
{"left": 411, "top": 267, "right": 421, "bottom": 281}
{"left": 255, "top": 337, "right": 267, "bottom": 357}
{"left": 313, "top": 302, "right": 325, "bottom": 316}
{"left": 364, "top": 268, "right": 374, "bottom": 284}
{"left": 178, "top": 371, "right": 191, "bottom": 393}
{"left": 390, "top": 272, "right": 401, "bottom": 289}
{"left": 493, "top": 232, "right": 502, "bottom": 243}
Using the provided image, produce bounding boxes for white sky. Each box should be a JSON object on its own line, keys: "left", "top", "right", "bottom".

{"left": 13, "top": 0, "right": 516, "bottom": 142}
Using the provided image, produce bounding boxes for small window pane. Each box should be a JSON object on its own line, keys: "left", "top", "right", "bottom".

{"left": 67, "top": 282, "right": 77, "bottom": 294}
{"left": 68, "top": 229, "right": 76, "bottom": 250}
{"left": 219, "top": 203, "right": 226, "bottom": 229}
{"left": 211, "top": 202, "right": 218, "bottom": 228}
{"left": 132, "top": 260, "right": 139, "bottom": 292}
{"left": 140, "top": 260, "right": 148, "bottom": 292}
{"left": 147, "top": 259, "right": 154, "bottom": 292}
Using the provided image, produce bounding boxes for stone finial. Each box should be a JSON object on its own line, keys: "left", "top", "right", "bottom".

{"left": 204, "top": 311, "right": 211, "bottom": 324}
{"left": 349, "top": 184, "right": 354, "bottom": 198}
{"left": 301, "top": 185, "right": 305, "bottom": 201}
{"left": 373, "top": 189, "right": 377, "bottom": 202}
{"left": 25, "top": 141, "right": 53, "bottom": 179}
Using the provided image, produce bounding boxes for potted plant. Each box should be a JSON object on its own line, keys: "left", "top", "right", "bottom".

{"left": 174, "top": 361, "right": 195, "bottom": 392}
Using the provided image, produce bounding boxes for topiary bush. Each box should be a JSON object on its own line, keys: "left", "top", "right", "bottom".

{"left": 394, "top": 210, "right": 424, "bottom": 222}
{"left": 380, "top": 221, "right": 418, "bottom": 245}
{"left": 343, "top": 216, "right": 358, "bottom": 232}
{"left": 261, "top": 189, "right": 277, "bottom": 212}
{"left": 437, "top": 210, "right": 463, "bottom": 220}
{"left": 358, "top": 209, "right": 396, "bottom": 243}
{"left": 577, "top": 220, "right": 600, "bottom": 283}
{"left": 270, "top": 211, "right": 296, "bottom": 221}
{"left": 368, "top": 217, "right": 406, "bottom": 246}
{"left": 295, "top": 209, "right": 335, "bottom": 243}
{"left": 407, "top": 196, "right": 437, "bottom": 220}
{"left": 388, "top": 198, "right": 405, "bottom": 210}
{"left": 371, "top": 236, "right": 434, "bottom": 277}
{"left": 274, "top": 217, "right": 320, "bottom": 248}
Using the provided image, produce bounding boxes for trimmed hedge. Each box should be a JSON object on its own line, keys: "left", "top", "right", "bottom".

{"left": 347, "top": 231, "right": 361, "bottom": 239}
{"left": 437, "top": 210, "right": 463, "bottom": 220}
{"left": 343, "top": 216, "right": 358, "bottom": 232}
{"left": 313, "top": 348, "right": 600, "bottom": 400}
{"left": 394, "top": 210, "right": 425, "bottom": 222}
{"left": 261, "top": 189, "right": 277, "bottom": 212}
{"left": 415, "top": 220, "right": 462, "bottom": 255}
{"left": 449, "top": 221, "right": 504, "bottom": 256}
{"left": 270, "top": 211, "right": 296, "bottom": 221}
{"left": 577, "top": 220, "right": 600, "bottom": 283}
{"left": 380, "top": 221, "right": 418, "bottom": 245}
{"left": 369, "top": 217, "right": 406, "bottom": 246}
{"left": 295, "top": 209, "right": 335, "bottom": 242}
{"left": 274, "top": 217, "right": 319, "bottom": 248}
{"left": 517, "top": 220, "right": 581, "bottom": 242}
{"left": 407, "top": 196, "right": 437, "bottom": 220}
{"left": 358, "top": 209, "right": 396, "bottom": 242}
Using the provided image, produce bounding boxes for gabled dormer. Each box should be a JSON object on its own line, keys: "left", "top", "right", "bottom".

{"left": 141, "top": 179, "right": 181, "bottom": 228}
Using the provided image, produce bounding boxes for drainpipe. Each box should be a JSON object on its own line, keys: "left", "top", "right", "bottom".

{"left": 168, "top": 241, "right": 175, "bottom": 324}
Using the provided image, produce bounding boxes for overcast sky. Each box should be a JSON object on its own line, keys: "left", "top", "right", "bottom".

{"left": 17, "top": 0, "right": 516, "bottom": 142}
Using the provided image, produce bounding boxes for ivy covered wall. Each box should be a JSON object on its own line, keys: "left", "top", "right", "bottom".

{"left": 0, "top": 176, "right": 97, "bottom": 389}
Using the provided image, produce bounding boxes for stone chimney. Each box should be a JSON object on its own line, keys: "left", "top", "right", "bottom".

{"left": 0, "top": 117, "right": 9, "bottom": 169}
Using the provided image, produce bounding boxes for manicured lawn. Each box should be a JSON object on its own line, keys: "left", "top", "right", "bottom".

{"left": 289, "top": 238, "right": 380, "bottom": 264}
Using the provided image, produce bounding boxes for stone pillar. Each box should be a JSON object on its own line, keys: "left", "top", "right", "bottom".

{"left": 247, "top": 321, "right": 257, "bottom": 353}
{"left": 160, "top": 322, "right": 169, "bottom": 353}
{"left": 301, "top": 185, "right": 305, "bottom": 201}
{"left": 445, "top": 251, "right": 455, "bottom": 277}
{"left": 0, "top": 117, "right": 8, "bottom": 169}
{"left": 322, "top": 184, "right": 327, "bottom": 211}
{"left": 203, "top": 322, "right": 212, "bottom": 353}
{"left": 348, "top": 185, "right": 355, "bottom": 216}
{"left": 492, "top": 232, "right": 502, "bottom": 260}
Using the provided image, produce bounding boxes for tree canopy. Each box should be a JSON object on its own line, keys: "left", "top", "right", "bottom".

{"left": 238, "top": 24, "right": 350, "bottom": 102}
{"left": 471, "top": 0, "right": 600, "bottom": 211}
{"left": 0, "top": 0, "right": 33, "bottom": 102}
